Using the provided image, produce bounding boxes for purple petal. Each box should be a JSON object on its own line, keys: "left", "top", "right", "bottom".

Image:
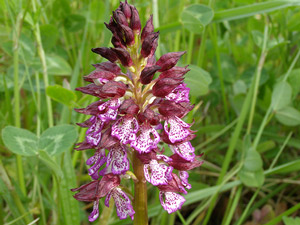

{"left": 170, "top": 141, "right": 195, "bottom": 162}
{"left": 144, "top": 160, "right": 173, "bottom": 186}
{"left": 88, "top": 200, "right": 100, "bottom": 222}
{"left": 179, "top": 171, "right": 191, "bottom": 189}
{"left": 164, "top": 116, "right": 190, "bottom": 143}
{"left": 87, "top": 149, "right": 106, "bottom": 180}
{"left": 111, "top": 116, "right": 139, "bottom": 144}
{"left": 130, "top": 123, "right": 160, "bottom": 153}
{"left": 159, "top": 192, "right": 186, "bottom": 214}
{"left": 112, "top": 187, "right": 135, "bottom": 220}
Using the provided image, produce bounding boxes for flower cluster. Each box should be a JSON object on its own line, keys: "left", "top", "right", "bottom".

{"left": 71, "top": 0, "right": 203, "bottom": 222}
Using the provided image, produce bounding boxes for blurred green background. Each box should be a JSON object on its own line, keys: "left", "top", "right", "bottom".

{"left": 1, "top": 0, "right": 300, "bottom": 225}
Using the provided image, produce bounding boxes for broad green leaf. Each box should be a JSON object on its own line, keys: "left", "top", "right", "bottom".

{"left": 46, "top": 55, "right": 72, "bottom": 76}
{"left": 185, "top": 64, "right": 212, "bottom": 97}
{"left": 238, "top": 168, "right": 265, "bottom": 187}
{"left": 233, "top": 80, "right": 247, "bottom": 95}
{"left": 181, "top": 4, "right": 214, "bottom": 34}
{"left": 38, "top": 150, "right": 63, "bottom": 178}
{"left": 2, "top": 126, "right": 38, "bottom": 156}
{"left": 39, "top": 125, "right": 78, "bottom": 156}
{"left": 288, "top": 68, "right": 300, "bottom": 97}
{"left": 275, "top": 107, "right": 300, "bottom": 126}
{"left": 64, "top": 14, "right": 86, "bottom": 32}
{"left": 46, "top": 85, "right": 77, "bottom": 107}
{"left": 40, "top": 24, "right": 59, "bottom": 51}
{"left": 243, "top": 150, "right": 263, "bottom": 171}
{"left": 257, "top": 140, "right": 276, "bottom": 153}
{"left": 252, "top": 30, "right": 286, "bottom": 50}
{"left": 283, "top": 216, "right": 300, "bottom": 225}
{"left": 271, "top": 81, "right": 292, "bottom": 111}
{"left": 213, "top": 0, "right": 300, "bottom": 22}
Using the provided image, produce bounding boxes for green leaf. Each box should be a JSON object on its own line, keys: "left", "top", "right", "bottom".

{"left": 244, "top": 150, "right": 263, "bottom": 171}
{"left": 271, "top": 81, "right": 292, "bottom": 111}
{"left": 46, "top": 55, "right": 72, "bottom": 76}
{"left": 39, "top": 125, "right": 78, "bottom": 156}
{"left": 233, "top": 80, "right": 247, "bottom": 95}
{"left": 40, "top": 24, "right": 59, "bottom": 51}
{"left": 2, "top": 126, "right": 38, "bottom": 156}
{"left": 275, "top": 107, "right": 300, "bottom": 126}
{"left": 38, "top": 150, "right": 63, "bottom": 178}
{"left": 238, "top": 168, "right": 265, "bottom": 187}
{"left": 252, "top": 30, "right": 286, "bottom": 50}
{"left": 283, "top": 216, "right": 300, "bottom": 225}
{"left": 288, "top": 68, "right": 300, "bottom": 97}
{"left": 181, "top": 4, "right": 214, "bottom": 34}
{"left": 184, "top": 64, "right": 212, "bottom": 97}
{"left": 213, "top": 0, "right": 300, "bottom": 22}
{"left": 64, "top": 14, "right": 86, "bottom": 32}
{"left": 46, "top": 85, "right": 77, "bottom": 107}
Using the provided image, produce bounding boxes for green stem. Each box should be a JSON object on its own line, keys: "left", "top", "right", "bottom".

{"left": 247, "top": 22, "right": 268, "bottom": 134}
{"left": 133, "top": 151, "right": 148, "bottom": 225}
{"left": 31, "top": 0, "right": 53, "bottom": 127}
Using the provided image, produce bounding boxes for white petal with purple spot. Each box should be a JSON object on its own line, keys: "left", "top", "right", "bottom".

{"left": 164, "top": 116, "right": 190, "bottom": 143}
{"left": 111, "top": 116, "right": 139, "bottom": 144}
{"left": 144, "top": 160, "right": 173, "bottom": 186}
{"left": 170, "top": 141, "right": 195, "bottom": 161}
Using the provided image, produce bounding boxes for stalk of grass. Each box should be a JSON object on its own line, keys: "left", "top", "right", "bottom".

{"left": 209, "top": 24, "right": 229, "bottom": 121}
{"left": 187, "top": 32, "right": 194, "bottom": 64}
{"left": 152, "top": 0, "right": 161, "bottom": 57}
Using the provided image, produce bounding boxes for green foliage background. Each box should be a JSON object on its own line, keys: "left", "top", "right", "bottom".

{"left": 0, "top": 0, "right": 300, "bottom": 224}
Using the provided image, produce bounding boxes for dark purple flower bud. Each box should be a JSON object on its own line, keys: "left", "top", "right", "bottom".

{"left": 130, "top": 6, "right": 141, "bottom": 33}
{"left": 92, "top": 62, "right": 121, "bottom": 74}
{"left": 156, "top": 51, "right": 186, "bottom": 72}
{"left": 120, "top": 0, "right": 131, "bottom": 19}
{"left": 119, "top": 99, "right": 140, "bottom": 115}
{"left": 141, "top": 15, "right": 154, "bottom": 41}
{"left": 119, "top": 24, "right": 135, "bottom": 46}
{"left": 75, "top": 84, "right": 102, "bottom": 97}
{"left": 147, "top": 55, "right": 156, "bottom": 66}
{"left": 92, "top": 47, "right": 118, "bottom": 63}
{"left": 169, "top": 153, "right": 204, "bottom": 171}
{"left": 158, "top": 100, "right": 189, "bottom": 118}
{"left": 157, "top": 173, "right": 185, "bottom": 194}
{"left": 159, "top": 66, "right": 190, "bottom": 79}
{"left": 105, "top": 18, "right": 126, "bottom": 46}
{"left": 141, "top": 32, "right": 159, "bottom": 58}
{"left": 112, "top": 48, "right": 133, "bottom": 67}
{"left": 152, "top": 78, "right": 183, "bottom": 97}
{"left": 83, "top": 70, "right": 116, "bottom": 83}
{"left": 111, "top": 36, "right": 126, "bottom": 49}
{"left": 99, "top": 81, "right": 127, "bottom": 98}
{"left": 144, "top": 108, "right": 161, "bottom": 125}
{"left": 75, "top": 141, "right": 93, "bottom": 151}
{"left": 113, "top": 9, "right": 128, "bottom": 26}
{"left": 74, "top": 101, "right": 103, "bottom": 115}
{"left": 140, "top": 65, "right": 161, "bottom": 84}
{"left": 99, "top": 128, "right": 119, "bottom": 149}
{"left": 71, "top": 174, "right": 120, "bottom": 201}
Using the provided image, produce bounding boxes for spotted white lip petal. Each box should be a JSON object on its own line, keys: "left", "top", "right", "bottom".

{"left": 164, "top": 116, "right": 190, "bottom": 143}
{"left": 130, "top": 123, "right": 160, "bottom": 153}
{"left": 159, "top": 191, "right": 186, "bottom": 214}
{"left": 144, "top": 160, "right": 173, "bottom": 186}
{"left": 105, "top": 144, "right": 129, "bottom": 175}
{"left": 111, "top": 116, "right": 139, "bottom": 144}
{"left": 170, "top": 141, "right": 195, "bottom": 162}
{"left": 86, "top": 116, "right": 103, "bottom": 146}
{"left": 112, "top": 187, "right": 135, "bottom": 220}
{"left": 165, "top": 83, "right": 190, "bottom": 103}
